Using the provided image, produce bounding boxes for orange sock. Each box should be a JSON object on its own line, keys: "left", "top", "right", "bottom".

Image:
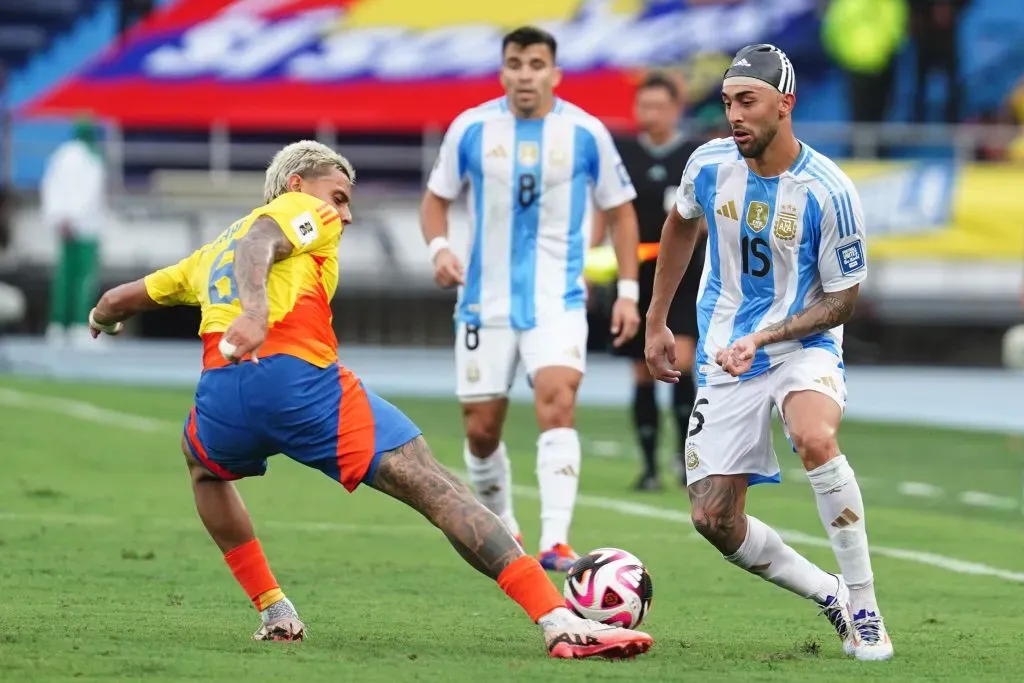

{"left": 224, "top": 539, "right": 284, "bottom": 611}
{"left": 497, "top": 555, "right": 566, "bottom": 623}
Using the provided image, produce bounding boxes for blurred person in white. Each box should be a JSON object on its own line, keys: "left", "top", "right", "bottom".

{"left": 0, "top": 64, "right": 25, "bottom": 329}
{"left": 0, "top": 183, "right": 25, "bottom": 329}
{"left": 646, "top": 44, "right": 893, "bottom": 661}
{"left": 41, "top": 118, "right": 107, "bottom": 345}
{"left": 420, "top": 26, "right": 641, "bottom": 572}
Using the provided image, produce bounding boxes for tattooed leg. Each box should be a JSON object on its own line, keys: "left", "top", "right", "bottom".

{"left": 690, "top": 472, "right": 841, "bottom": 610}
{"left": 687, "top": 474, "right": 750, "bottom": 554}
{"left": 367, "top": 435, "right": 657, "bottom": 660}
{"left": 368, "top": 435, "right": 523, "bottom": 579}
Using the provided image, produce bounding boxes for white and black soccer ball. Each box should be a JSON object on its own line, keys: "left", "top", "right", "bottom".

{"left": 563, "top": 547, "right": 653, "bottom": 629}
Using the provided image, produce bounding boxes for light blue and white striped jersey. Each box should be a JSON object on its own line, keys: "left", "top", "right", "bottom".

{"left": 428, "top": 97, "right": 637, "bottom": 330}
{"left": 675, "top": 138, "right": 867, "bottom": 387}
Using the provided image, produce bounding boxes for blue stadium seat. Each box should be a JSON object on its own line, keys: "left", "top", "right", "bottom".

{"left": 0, "top": 0, "right": 101, "bottom": 71}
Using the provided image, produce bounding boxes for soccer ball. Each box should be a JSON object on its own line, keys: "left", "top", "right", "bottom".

{"left": 563, "top": 547, "right": 653, "bottom": 628}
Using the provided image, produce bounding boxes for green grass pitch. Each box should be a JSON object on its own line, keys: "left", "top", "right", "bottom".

{"left": 1, "top": 375, "right": 1022, "bottom": 681}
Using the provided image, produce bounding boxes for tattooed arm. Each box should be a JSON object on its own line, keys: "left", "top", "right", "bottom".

{"left": 752, "top": 284, "right": 860, "bottom": 348}
{"left": 217, "top": 217, "right": 294, "bottom": 362}
{"left": 233, "top": 216, "right": 295, "bottom": 321}
{"left": 716, "top": 284, "right": 860, "bottom": 377}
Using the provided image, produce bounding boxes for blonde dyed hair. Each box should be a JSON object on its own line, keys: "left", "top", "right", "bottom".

{"left": 263, "top": 140, "right": 355, "bottom": 203}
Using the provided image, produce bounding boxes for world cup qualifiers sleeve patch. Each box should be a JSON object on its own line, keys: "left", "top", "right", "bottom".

{"left": 836, "top": 239, "right": 866, "bottom": 276}
{"left": 290, "top": 211, "right": 318, "bottom": 247}
{"left": 616, "top": 161, "right": 631, "bottom": 187}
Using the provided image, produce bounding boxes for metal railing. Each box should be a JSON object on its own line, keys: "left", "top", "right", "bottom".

{"left": 6, "top": 119, "right": 1023, "bottom": 193}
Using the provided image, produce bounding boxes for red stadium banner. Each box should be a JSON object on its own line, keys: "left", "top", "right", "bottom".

{"left": 22, "top": 0, "right": 817, "bottom": 132}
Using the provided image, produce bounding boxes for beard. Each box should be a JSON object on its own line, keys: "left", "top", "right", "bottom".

{"left": 736, "top": 122, "right": 778, "bottom": 159}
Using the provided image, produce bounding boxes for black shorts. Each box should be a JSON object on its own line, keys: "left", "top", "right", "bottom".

{"left": 612, "top": 236, "right": 706, "bottom": 361}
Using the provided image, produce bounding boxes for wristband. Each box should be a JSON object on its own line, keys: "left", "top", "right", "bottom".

{"left": 617, "top": 279, "right": 639, "bottom": 302}
{"left": 428, "top": 236, "right": 450, "bottom": 262}
{"left": 88, "top": 308, "right": 123, "bottom": 335}
{"left": 218, "top": 338, "right": 238, "bottom": 361}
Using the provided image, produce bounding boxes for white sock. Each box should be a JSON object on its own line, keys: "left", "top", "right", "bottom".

{"left": 725, "top": 515, "right": 838, "bottom": 603}
{"left": 806, "top": 454, "right": 878, "bottom": 615}
{"left": 463, "top": 441, "right": 521, "bottom": 537}
{"left": 537, "top": 428, "right": 581, "bottom": 552}
{"left": 537, "top": 606, "right": 581, "bottom": 629}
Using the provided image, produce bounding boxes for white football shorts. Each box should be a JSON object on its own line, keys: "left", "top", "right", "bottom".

{"left": 454, "top": 310, "right": 589, "bottom": 402}
{"left": 682, "top": 347, "right": 847, "bottom": 486}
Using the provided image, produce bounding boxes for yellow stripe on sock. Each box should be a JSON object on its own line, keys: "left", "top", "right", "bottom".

{"left": 255, "top": 587, "right": 285, "bottom": 611}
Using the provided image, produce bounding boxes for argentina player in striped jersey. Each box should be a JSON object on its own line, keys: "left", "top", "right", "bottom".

{"left": 420, "top": 26, "right": 642, "bottom": 573}
{"left": 644, "top": 45, "right": 893, "bottom": 661}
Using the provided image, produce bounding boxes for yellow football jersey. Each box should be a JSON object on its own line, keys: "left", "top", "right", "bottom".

{"left": 144, "top": 192, "right": 343, "bottom": 369}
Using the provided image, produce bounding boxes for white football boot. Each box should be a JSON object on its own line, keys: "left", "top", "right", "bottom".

{"left": 849, "top": 607, "right": 894, "bottom": 661}
{"left": 253, "top": 598, "right": 305, "bottom": 642}
{"left": 817, "top": 573, "right": 855, "bottom": 656}
{"left": 540, "top": 609, "right": 652, "bottom": 660}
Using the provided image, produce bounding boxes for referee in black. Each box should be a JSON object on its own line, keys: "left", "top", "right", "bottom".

{"left": 594, "top": 73, "right": 706, "bottom": 491}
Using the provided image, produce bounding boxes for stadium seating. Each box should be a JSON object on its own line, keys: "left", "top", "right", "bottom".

{"left": 0, "top": 1, "right": 103, "bottom": 72}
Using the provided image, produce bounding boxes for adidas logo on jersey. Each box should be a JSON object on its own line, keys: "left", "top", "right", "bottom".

{"left": 716, "top": 200, "right": 739, "bottom": 221}
{"left": 486, "top": 145, "right": 508, "bottom": 158}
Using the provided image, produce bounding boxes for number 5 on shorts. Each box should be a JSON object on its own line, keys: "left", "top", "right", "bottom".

{"left": 688, "top": 398, "right": 709, "bottom": 438}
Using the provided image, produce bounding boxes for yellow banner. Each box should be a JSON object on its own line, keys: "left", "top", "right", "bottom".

{"left": 839, "top": 161, "right": 1024, "bottom": 260}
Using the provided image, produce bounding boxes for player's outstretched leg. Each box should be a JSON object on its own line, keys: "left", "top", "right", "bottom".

{"left": 532, "top": 367, "right": 583, "bottom": 572}
{"left": 461, "top": 398, "right": 522, "bottom": 545}
{"left": 181, "top": 436, "right": 304, "bottom": 642}
{"left": 688, "top": 474, "right": 854, "bottom": 654}
{"left": 368, "top": 435, "right": 653, "bottom": 660}
{"left": 784, "top": 391, "right": 893, "bottom": 661}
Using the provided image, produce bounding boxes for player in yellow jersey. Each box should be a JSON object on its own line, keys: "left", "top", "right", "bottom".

{"left": 86, "top": 141, "right": 653, "bottom": 660}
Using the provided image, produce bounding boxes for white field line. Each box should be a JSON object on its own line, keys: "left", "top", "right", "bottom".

{"left": 0, "top": 387, "right": 175, "bottom": 432}
{"left": 0, "top": 511, "right": 435, "bottom": 537}
{"left": 958, "top": 491, "right": 1018, "bottom": 511}
{"left": 3, "top": 387, "right": 1024, "bottom": 583}
{"left": 898, "top": 482, "right": 944, "bottom": 498}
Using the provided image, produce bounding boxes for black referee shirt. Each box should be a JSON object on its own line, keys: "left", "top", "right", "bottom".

{"left": 615, "top": 133, "right": 700, "bottom": 244}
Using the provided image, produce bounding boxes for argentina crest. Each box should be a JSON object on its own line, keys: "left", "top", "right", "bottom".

{"left": 465, "top": 359, "right": 480, "bottom": 384}
{"left": 517, "top": 141, "right": 540, "bottom": 168}
{"left": 772, "top": 204, "right": 798, "bottom": 241}
{"left": 745, "top": 201, "right": 770, "bottom": 233}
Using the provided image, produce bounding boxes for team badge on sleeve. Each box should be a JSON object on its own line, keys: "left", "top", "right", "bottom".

{"left": 616, "top": 161, "right": 631, "bottom": 187}
{"left": 290, "top": 211, "right": 318, "bottom": 247}
{"left": 836, "top": 240, "right": 866, "bottom": 275}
